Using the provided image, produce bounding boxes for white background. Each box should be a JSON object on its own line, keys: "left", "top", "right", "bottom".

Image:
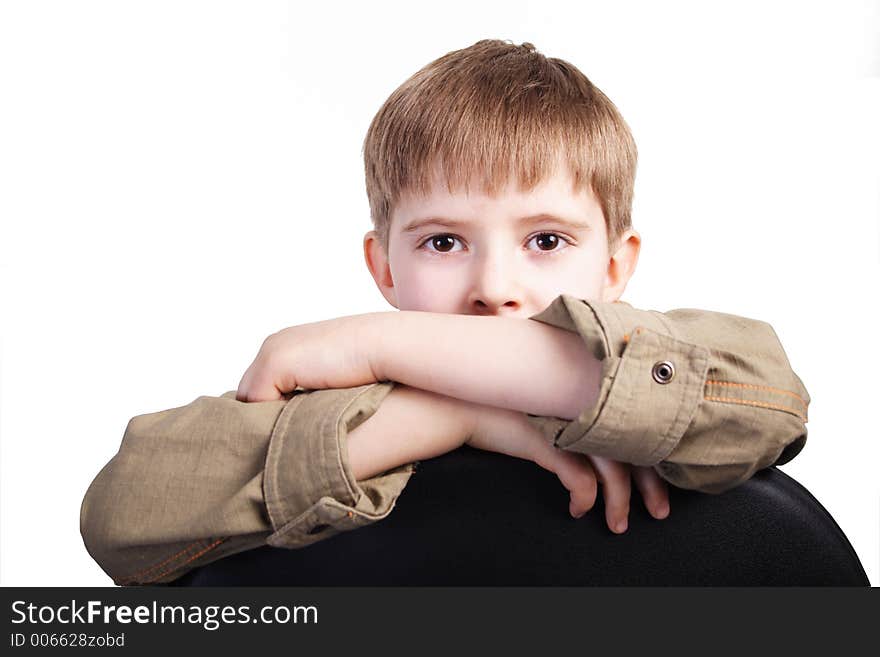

{"left": 1, "top": 0, "right": 878, "bottom": 586}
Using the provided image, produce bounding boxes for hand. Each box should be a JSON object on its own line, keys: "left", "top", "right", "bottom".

{"left": 589, "top": 457, "right": 670, "bottom": 532}
{"left": 236, "top": 314, "right": 382, "bottom": 402}
{"left": 465, "top": 405, "right": 670, "bottom": 533}
{"left": 539, "top": 450, "right": 671, "bottom": 533}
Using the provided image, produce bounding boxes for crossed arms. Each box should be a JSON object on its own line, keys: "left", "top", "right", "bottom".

{"left": 80, "top": 295, "right": 810, "bottom": 584}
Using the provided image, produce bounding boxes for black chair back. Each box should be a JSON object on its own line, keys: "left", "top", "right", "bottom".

{"left": 172, "top": 446, "right": 869, "bottom": 586}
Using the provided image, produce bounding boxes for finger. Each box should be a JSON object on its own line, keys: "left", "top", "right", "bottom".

{"left": 236, "top": 359, "right": 283, "bottom": 402}
{"left": 589, "top": 456, "right": 632, "bottom": 534}
{"left": 632, "top": 466, "right": 670, "bottom": 519}
{"left": 235, "top": 365, "right": 254, "bottom": 402}
{"left": 545, "top": 449, "right": 597, "bottom": 518}
{"left": 247, "top": 378, "right": 284, "bottom": 402}
{"left": 566, "top": 453, "right": 598, "bottom": 519}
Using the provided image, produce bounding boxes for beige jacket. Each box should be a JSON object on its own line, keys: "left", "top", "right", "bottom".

{"left": 80, "top": 295, "right": 810, "bottom": 585}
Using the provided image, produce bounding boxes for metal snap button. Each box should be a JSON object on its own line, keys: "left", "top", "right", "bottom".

{"left": 652, "top": 360, "right": 675, "bottom": 384}
{"left": 308, "top": 523, "right": 330, "bottom": 535}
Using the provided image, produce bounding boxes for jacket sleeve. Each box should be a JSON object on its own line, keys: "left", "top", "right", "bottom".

{"left": 524, "top": 295, "right": 810, "bottom": 494}
{"left": 80, "top": 382, "right": 413, "bottom": 585}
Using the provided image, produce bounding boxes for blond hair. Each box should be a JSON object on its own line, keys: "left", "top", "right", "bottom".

{"left": 362, "top": 39, "right": 638, "bottom": 255}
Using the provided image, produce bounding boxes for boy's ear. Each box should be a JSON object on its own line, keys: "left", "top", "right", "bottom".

{"left": 363, "top": 230, "right": 399, "bottom": 309}
{"left": 602, "top": 229, "right": 641, "bottom": 303}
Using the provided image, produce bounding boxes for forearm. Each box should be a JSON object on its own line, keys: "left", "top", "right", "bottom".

{"left": 371, "top": 311, "right": 600, "bottom": 420}
{"left": 347, "top": 383, "right": 563, "bottom": 486}
{"left": 466, "top": 400, "right": 552, "bottom": 465}
{"left": 346, "top": 384, "right": 476, "bottom": 480}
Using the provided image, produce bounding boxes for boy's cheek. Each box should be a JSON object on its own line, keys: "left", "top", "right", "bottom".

{"left": 395, "top": 280, "right": 462, "bottom": 313}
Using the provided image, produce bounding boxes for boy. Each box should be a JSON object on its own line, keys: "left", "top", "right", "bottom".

{"left": 80, "top": 39, "right": 809, "bottom": 585}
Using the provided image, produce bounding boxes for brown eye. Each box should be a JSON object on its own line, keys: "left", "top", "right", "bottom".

{"left": 535, "top": 233, "right": 558, "bottom": 250}
{"left": 432, "top": 235, "right": 456, "bottom": 252}
{"left": 527, "top": 232, "right": 572, "bottom": 255}
{"left": 422, "top": 234, "right": 462, "bottom": 254}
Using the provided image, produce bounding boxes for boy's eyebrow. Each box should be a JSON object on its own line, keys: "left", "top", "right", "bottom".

{"left": 401, "top": 213, "right": 591, "bottom": 234}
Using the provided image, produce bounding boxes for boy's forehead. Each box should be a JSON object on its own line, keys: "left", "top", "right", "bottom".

{"left": 393, "top": 165, "right": 598, "bottom": 227}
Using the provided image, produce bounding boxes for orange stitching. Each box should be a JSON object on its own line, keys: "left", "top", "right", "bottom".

{"left": 122, "top": 540, "right": 204, "bottom": 582}
{"left": 704, "top": 395, "right": 807, "bottom": 422}
{"left": 705, "top": 380, "right": 808, "bottom": 408}
{"left": 145, "top": 538, "right": 227, "bottom": 584}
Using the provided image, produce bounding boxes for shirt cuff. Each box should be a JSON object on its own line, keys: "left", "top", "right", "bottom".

{"left": 525, "top": 294, "right": 710, "bottom": 466}
{"left": 263, "top": 382, "right": 414, "bottom": 549}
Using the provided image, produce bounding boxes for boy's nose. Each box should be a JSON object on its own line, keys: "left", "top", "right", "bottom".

{"left": 467, "top": 259, "right": 523, "bottom": 316}
{"left": 471, "top": 297, "right": 521, "bottom": 316}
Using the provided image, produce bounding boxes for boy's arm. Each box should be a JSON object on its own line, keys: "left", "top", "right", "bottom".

{"left": 373, "top": 295, "right": 810, "bottom": 494}
{"left": 348, "top": 385, "right": 632, "bottom": 527}
{"left": 83, "top": 381, "right": 598, "bottom": 585}
{"left": 373, "top": 310, "right": 601, "bottom": 420}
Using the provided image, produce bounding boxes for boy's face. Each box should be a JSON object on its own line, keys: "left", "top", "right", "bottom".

{"left": 364, "top": 165, "right": 640, "bottom": 318}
